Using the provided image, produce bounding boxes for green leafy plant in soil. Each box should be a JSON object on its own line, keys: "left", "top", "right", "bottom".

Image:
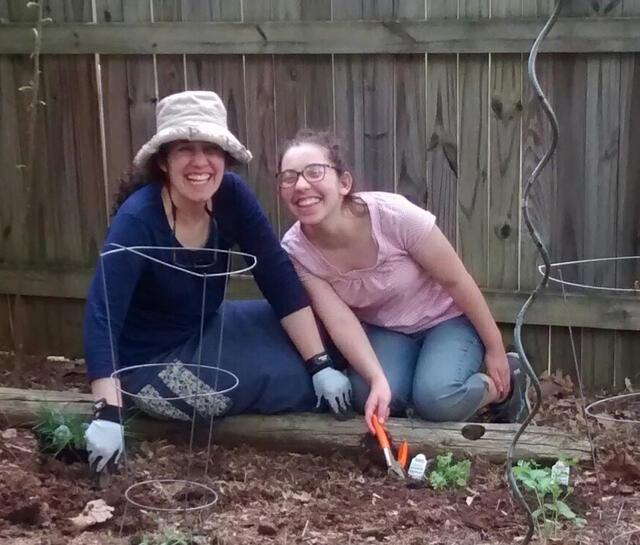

{"left": 137, "top": 526, "right": 209, "bottom": 545}
{"left": 512, "top": 459, "right": 586, "bottom": 541}
{"left": 429, "top": 452, "right": 471, "bottom": 490}
{"left": 33, "top": 405, "right": 89, "bottom": 462}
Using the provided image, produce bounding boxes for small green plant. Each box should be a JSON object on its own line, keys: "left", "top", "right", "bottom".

{"left": 33, "top": 405, "right": 89, "bottom": 458}
{"left": 138, "top": 526, "right": 205, "bottom": 545}
{"left": 512, "top": 459, "right": 586, "bottom": 540}
{"left": 429, "top": 452, "right": 471, "bottom": 490}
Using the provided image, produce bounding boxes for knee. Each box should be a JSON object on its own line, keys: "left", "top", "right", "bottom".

{"left": 412, "top": 381, "right": 470, "bottom": 422}
{"left": 349, "top": 378, "right": 409, "bottom": 417}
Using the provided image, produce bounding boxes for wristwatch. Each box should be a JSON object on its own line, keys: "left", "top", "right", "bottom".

{"left": 304, "top": 351, "right": 336, "bottom": 375}
{"left": 92, "top": 398, "right": 122, "bottom": 424}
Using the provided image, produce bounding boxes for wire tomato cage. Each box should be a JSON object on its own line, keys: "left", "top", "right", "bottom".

{"left": 98, "top": 244, "right": 257, "bottom": 535}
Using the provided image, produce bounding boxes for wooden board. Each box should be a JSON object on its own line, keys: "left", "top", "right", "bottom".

{"left": 457, "top": 1, "right": 490, "bottom": 286}
{"left": 579, "top": 0, "right": 623, "bottom": 389}
{"left": 395, "top": 52, "right": 427, "bottom": 204}
{"left": 271, "top": 0, "right": 333, "bottom": 235}
{"left": 488, "top": 1, "right": 522, "bottom": 290}
{"left": 614, "top": 0, "right": 640, "bottom": 388}
{"left": 4, "top": 19, "right": 640, "bottom": 55}
{"left": 333, "top": 2, "right": 394, "bottom": 193}
{"left": 426, "top": 1, "right": 458, "bottom": 245}
{"left": 0, "top": 387, "right": 592, "bottom": 462}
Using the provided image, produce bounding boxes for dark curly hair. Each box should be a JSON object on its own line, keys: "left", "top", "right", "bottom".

{"left": 277, "top": 129, "right": 366, "bottom": 216}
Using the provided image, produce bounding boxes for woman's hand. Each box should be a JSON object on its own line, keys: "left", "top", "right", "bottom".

{"left": 364, "top": 374, "right": 392, "bottom": 434}
{"left": 484, "top": 348, "right": 511, "bottom": 402}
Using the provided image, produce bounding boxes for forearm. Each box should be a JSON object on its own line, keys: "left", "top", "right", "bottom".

{"left": 280, "top": 306, "right": 326, "bottom": 361}
{"left": 90, "top": 377, "right": 123, "bottom": 407}
{"left": 446, "top": 273, "right": 504, "bottom": 355}
{"left": 321, "top": 312, "right": 386, "bottom": 385}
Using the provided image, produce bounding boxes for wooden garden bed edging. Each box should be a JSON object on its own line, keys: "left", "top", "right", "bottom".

{"left": 0, "top": 387, "right": 591, "bottom": 463}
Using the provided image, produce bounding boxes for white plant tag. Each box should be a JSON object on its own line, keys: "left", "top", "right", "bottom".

{"left": 407, "top": 454, "right": 428, "bottom": 481}
{"left": 551, "top": 461, "right": 570, "bottom": 486}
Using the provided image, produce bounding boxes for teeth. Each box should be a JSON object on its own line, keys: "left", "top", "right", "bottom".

{"left": 297, "top": 197, "right": 320, "bottom": 207}
{"left": 186, "top": 174, "right": 211, "bottom": 183}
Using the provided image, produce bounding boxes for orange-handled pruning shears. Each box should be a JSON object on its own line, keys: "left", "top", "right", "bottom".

{"left": 371, "top": 415, "right": 406, "bottom": 479}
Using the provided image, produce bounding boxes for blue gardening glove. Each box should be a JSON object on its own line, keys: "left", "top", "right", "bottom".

{"left": 312, "top": 367, "right": 352, "bottom": 416}
{"left": 85, "top": 419, "right": 124, "bottom": 474}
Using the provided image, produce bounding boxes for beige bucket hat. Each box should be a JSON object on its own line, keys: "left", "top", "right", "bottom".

{"left": 133, "top": 90, "right": 252, "bottom": 167}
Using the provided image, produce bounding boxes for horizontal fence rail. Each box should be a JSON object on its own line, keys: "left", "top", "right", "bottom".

{"left": 0, "top": 268, "right": 639, "bottom": 331}
{"left": 1, "top": 18, "right": 640, "bottom": 54}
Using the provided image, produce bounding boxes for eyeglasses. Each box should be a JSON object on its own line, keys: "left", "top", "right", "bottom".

{"left": 275, "top": 163, "right": 338, "bottom": 188}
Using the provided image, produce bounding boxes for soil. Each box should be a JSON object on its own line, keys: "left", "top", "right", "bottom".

{"left": 1, "top": 352, "right": 639, "bottom": 545}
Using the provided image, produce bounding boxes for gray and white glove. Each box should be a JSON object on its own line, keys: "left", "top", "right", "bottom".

{"left": 312, "top": 367, "right": 352, "bottom": 416}
{"left": 85, "top": 419, "right": 124, "bottom": 473}
{"left": 85, "top": 400, "right": 124, "bottom": 474}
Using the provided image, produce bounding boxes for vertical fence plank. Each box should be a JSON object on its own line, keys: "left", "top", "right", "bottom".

{"left": 580, "top": 1, "right": 622, "bottom": 389}
{"left": 614, "top": 0, "right": 640, "bottom": 388}
{"left": 0, "top": 47, "right": 24, "bottom": 265}
{"left": 99, "top": 1, "right": 156, "bottom": 211}
{"left": 546, "top": 0, "right": 592, "bottom": 383}
{"left": 457, "top": 1, "right": 489, "bottom": 286}
{"left": 243, "top": 3, "right": 279, "bottom": 230}
{"left": 300, "top": 1, "right": 333, "bottom": 133}
{"left": 272, "top": 1, "right": 307, "bottom": 237}
{"left": 333, "top": 53, "right": 365, "bottom": 188}
{"left": 273, "top": 0, "right": 333, "bottom": 235}
{"left": 548, "top": 52, "right": 588, "bottom": 382}
{"left": 488, "top": 1, "right": 521, "bottom": 291}
{"left": 94, "top": 0, "right": 123, "bottom": 22}
{"left": 426, "top": 0, "right": 458, "bottom": 246}
{"left": 395, "top": 54, "right": 426, "bottom": 204}
{"left": 394, "top": 3, "right": 426, "bottom": 205}
{"left": 334, "top": 1, "right": 395, "bottom": 192}
{"left": 362, "top": 2, "right": 394, "bottom": 192}
{"left": 154, "top": 0, "right": 186, "bottom": 98}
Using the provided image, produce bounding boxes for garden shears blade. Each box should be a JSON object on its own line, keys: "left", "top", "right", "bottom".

{"left": 371, "top": 415, "right": 406, "bottom": 479}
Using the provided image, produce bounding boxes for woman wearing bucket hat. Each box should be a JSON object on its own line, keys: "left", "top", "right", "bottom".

{"left": 82, "top": 91, "right": 392, "bottom": 474}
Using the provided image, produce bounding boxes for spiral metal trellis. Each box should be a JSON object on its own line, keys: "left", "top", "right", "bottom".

{"left": 511, "top": 2, "right": 640, "bottom": 543}
{"left": 508, "top": 1, "right": 563, "bottom": 543}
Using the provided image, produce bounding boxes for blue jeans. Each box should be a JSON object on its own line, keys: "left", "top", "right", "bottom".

{"left": 348, "top": 315, "right": 488, "bottom": 422}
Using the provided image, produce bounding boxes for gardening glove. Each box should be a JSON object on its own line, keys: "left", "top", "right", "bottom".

{"left": 312, "top": 367, "right": 352, "bottom": 417}
{"left": 85, "top": 399, "right": 124, "bottom": 474}
{"left": 86, "top": 419, "right": 123, "bottom": 473}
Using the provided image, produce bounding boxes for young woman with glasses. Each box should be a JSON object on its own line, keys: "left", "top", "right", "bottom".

{"left": 277, "top": 129, "right": 530, "bottom": 425}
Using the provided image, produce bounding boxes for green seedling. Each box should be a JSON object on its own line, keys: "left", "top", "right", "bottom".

{"left": 512, "top": 459, "right": 586, "bottom": 541}
{"left": 33, "top": 404, "right": 137, "bottom": 462}
{"left": 33, "top": 405, "right": 89, "bottom": 459}
{"left": 138, "top": 526, "right": 206, "bottom": 545}
{"left": 429, "top": 452, "right": 471, "bottom": 490}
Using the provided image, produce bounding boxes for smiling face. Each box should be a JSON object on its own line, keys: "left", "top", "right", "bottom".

{"left": 279, "top": 143, "right": 352, "bottom": 226}
{"left": 159, "top": 140, "right": 226, "bottom": 206}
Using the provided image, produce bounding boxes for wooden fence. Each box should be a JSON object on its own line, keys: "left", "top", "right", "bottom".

{"left": 0, "top": 0, "right": 639, "bottom": 389}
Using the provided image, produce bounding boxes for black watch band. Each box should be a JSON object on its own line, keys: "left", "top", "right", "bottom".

{"left": 304, "top": 351, "right": 335, "bottom": 376}
{"left": 92, "top": 398, "right": 122, "bottom": 424}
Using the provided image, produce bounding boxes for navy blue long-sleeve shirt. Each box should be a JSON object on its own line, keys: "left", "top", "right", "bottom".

{"left": 84, "top": 173, "right": 309, "bottom": 381}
